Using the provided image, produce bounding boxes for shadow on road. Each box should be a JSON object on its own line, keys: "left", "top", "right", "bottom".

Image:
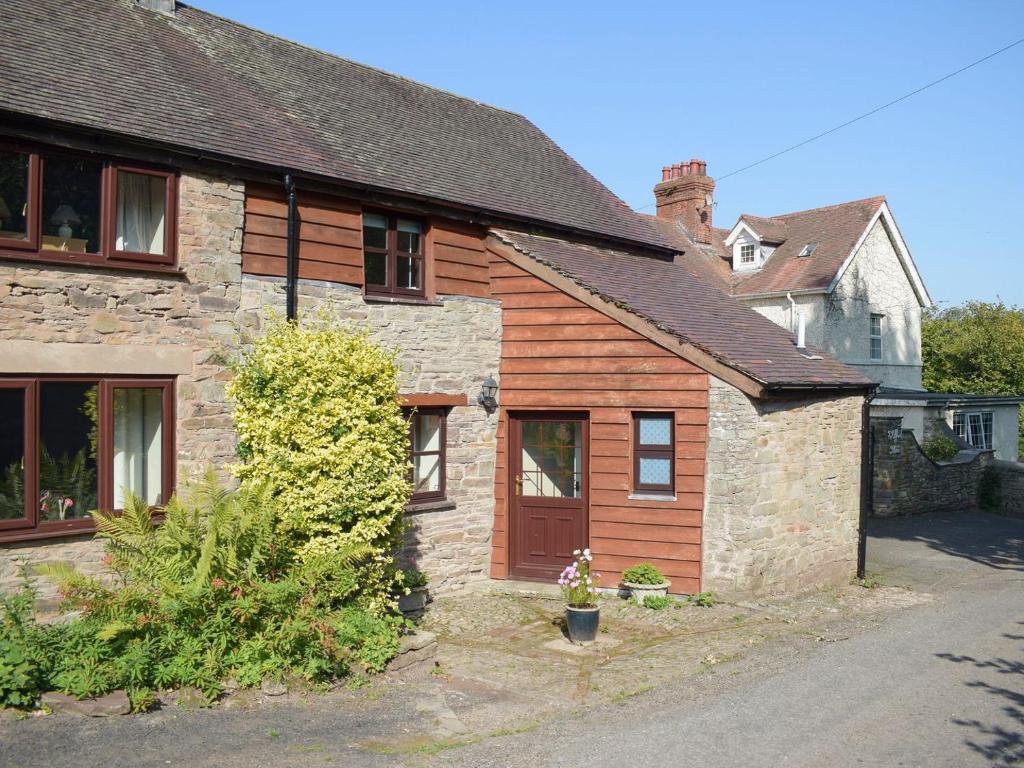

{"left": 937, "top": 621, "right": 1024, "bottom": 767}
{"left": 868, "top": 512, "right": 1024, "bottom": 572}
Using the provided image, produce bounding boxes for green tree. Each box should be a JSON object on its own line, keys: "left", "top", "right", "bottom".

{"left": 921, "top": 301, "right": 1024, "bottom": 455}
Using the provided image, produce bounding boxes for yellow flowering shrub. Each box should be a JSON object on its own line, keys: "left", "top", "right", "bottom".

{"left": 227, "top": 316, "right": 411, "bottom": 610}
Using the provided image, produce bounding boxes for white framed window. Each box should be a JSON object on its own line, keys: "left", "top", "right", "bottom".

{"left": 739, "top": 243, "right": 756, "bottom": 264}
{"left": 952, "top": 411, "right": 993, "bottom": 450}
{"left": 869, "top": 314, "right": 884, "bottom": 361}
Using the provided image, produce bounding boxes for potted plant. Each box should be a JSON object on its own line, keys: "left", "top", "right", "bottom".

{"left": 558, "top": 548, "right": 600, "bottom": 643}
{"left": 397, "top": 567, "right": 430, "bottom": 615}
{"left": 622, "top": 562, "right": 671, "bottom": 605}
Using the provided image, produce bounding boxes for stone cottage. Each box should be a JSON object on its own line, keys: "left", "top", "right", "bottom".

{"left": 0, "top": 0, "right": 872, "bottom": 601}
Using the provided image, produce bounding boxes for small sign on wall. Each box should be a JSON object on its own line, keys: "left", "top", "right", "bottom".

{"left": 887, "top": 427, "right": 902, "bottom": 456}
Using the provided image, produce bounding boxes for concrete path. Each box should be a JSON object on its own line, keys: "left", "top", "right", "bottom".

{"left": 440, "top": 511, "right": 1024, "bottom": 768}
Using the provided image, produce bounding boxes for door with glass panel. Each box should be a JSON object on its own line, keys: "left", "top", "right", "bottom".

{"left": 509, "top": 413, "right": 588, "bottom": 580}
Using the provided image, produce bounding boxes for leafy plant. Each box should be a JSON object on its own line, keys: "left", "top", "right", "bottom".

{"left": 558, "top": 549, "right": 598, "bottom": 608}
{"left": 400, "top": 568, "right": 429, "bottom": 590}
{"left": 37, "top": 444, "right": 96, "bottom": 521}
{"left": 688, "top": 591, "right": 716, "bottom": 608}
{"left": 921, "top": 434, "right": 960, "bottom": 462}
{"left": 227, "top": 315, "right": 411, "bottom": 612}
{"left": 0, "top": 582, "right": 54, "bottom": 708}
{"left": 622, "top": 563, "right": 666, "bottom": 586}
{"left": 642, "top": 595, "right": 672, "bottom": 610}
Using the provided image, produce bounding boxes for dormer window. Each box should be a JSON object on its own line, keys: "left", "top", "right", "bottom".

{"left": 739, "top": 244, "right": 757, "bottom": 265}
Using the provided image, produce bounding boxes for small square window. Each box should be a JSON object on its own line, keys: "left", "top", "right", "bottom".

{"left": 363, "top": 212, "right": 425, "bottom": 297}
{"left": 739, "top": 243, "right": 756, "bottom": 264}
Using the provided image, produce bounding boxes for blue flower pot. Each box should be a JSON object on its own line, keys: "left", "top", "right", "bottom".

{"left": 565, "top": 605, "right": 600, "bottom": 644}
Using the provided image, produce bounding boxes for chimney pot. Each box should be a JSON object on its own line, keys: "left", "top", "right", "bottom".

{"left": 654, "top": 155, "right": 715, "bottom": 243}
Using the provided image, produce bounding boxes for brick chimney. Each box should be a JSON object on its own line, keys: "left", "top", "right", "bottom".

{"left": 654, "top": 159, "right": 715, "bottom": 244}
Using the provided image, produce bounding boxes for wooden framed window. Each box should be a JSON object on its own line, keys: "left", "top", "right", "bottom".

{"left": 0, "top": 141, "right": 178, "bottom": 271}
{"left": 739, "top": 243, "right": 756, "bottom": 264}
{"left": 405, "top": 407, "right": 446, "bottom": 502}
{"left": 363, "top": 211, "right": 425, "bottom": 297}
{"left": 632, "top": 412, "right": 674, "bottom": 495}
{"left": 107, "top": 165, "right": 177, "bottom": 265}
{"left": 0, "top": 376, "right": 175, "bottom": 541}
{"left": 870, "top": 313, "right": 884, "bottom": 360}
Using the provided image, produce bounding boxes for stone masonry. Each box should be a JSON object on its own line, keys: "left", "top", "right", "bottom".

{"left": 0, "top": 172, "right": 244, "bottom": 602}
{"left": 703, "top": 377, "right": 864, "bottom": 596}
{"left": 870, "top": 416, "right": 991, "bottom": 518}
{"left": 237, "top": 275, "right": 502, "bottom": 593}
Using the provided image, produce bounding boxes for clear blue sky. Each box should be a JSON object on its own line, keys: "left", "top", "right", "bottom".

{"left": 196, "top": 0, "right": 1024, "bottom": 307}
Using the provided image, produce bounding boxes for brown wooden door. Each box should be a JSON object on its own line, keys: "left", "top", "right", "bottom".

{"left": 509, "top": 413, "right": 588, "bottom": 581}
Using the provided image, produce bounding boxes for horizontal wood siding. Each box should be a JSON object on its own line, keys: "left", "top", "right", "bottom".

{"left": 489, "top": 249, "right": 709, "bottom": 594}
{"left": 242, "top": 183, "right": 363, "bottom": 286}
{"left": 432, "top": 219, "right": 490, "bottom": 298}
{"left": 242, "top": 184, "right": 490, "bottom": 298}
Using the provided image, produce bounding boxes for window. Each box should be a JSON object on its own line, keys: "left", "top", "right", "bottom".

{"left": 363, "top": 212, "right": 425, "bottom": 296}
{"left": 632, "top": 413, "right": 674, "bottom": 495}
{"left": 870, "top": 314, "right": 884, "bottom": 361}
{"left": 0, "top": 377, "right": 174, "bottom": 540}
{"left": 739, "top": 243, "right": 756, "bottom": 265}
{"left": 952, "top": 411, "right": 993, "bottom": 451}
{"left": 799, "top": 242, "right": 818, "bottom": 257}
{"left": 0, "top": 143, "right": 177, "bottom": 269}
{"left": 406, "top": 408, "right": 446, "bottom": 502}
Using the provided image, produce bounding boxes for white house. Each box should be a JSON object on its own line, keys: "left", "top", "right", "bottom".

{"left": 648, "top": 160, "right": 1022, "bottom": 461}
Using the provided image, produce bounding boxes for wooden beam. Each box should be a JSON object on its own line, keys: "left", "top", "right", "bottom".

{"left": 399, "top": 393, "right": 470, "bottom": 407}
{"left": 486, "top": 235, "right": 766, "bottom": 399}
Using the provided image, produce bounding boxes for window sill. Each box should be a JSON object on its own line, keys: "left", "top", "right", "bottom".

{"left": 0, "top": 524, "right": 97, "bottom": 544}
{"left": 404, "top": 499, "right": 456, "bottom": 515}
{"left": 627, "top": 493, "right": 677, "bottom": 502}
{"left": 0, "top": 250, "right": 185, "bottom": 277}
{"left": 363, "top": 294, "right": 442, "bottom": 307}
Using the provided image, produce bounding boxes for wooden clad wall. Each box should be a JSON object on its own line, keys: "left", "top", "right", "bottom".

{"left": 433, "top": 220, "right": 490, "bottom": 298}
{"left": 243, "top": 183, "right": 363, "bottom": 285}
{"left": 488, "top": 251, "right": 709, "bottom": 594}
{"left": 242, "top": 184, "right": 490, "bottom": 298}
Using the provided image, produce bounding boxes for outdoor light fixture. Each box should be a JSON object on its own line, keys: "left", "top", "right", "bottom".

{"left": 478, "top": 376, "right": 498, "bottom": 410}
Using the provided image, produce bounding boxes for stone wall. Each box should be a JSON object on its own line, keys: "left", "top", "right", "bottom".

{"left": 0, "top": 172, "right": 244, "bottom": 601}
{"left": 985, "top": 460, "right": 1024, "bottom": 519}
{"left": 870, "top": 417, "right": 991, "bottom": 517}
{"left": 238, "top": 275, "right": 501, "bottom": 593}
{"left": 703, "top": 377, "right": 864, "bottom": 596}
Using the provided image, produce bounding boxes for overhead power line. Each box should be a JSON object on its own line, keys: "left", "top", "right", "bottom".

{"left": 633, "top": 34, "right": 1024, "bottom": 209}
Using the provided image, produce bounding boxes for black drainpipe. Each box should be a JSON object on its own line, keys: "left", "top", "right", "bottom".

{"left": 284, "top": 174, "right": 298, "bottom": 321}
{"left": 857, "top": 386, "right": 879, "bottom": 579}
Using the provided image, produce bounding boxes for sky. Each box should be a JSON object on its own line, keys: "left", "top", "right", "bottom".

{"left": 195, "top": 0, "right": 1024, "bottom": 307}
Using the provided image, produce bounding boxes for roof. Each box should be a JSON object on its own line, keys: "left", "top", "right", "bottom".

{"left": 875, "top": 387, "right": 1024, "bottom": 407}
{"left": 0, "top": 0, "right": 672, "bottom": 252}
{"left": 490, "top": 229, "right": 874, "bottom": 391}
{"left": 659, "top": 197, "right": 890, "bottom": 297}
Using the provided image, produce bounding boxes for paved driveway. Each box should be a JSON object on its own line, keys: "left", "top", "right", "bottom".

{"left": 438, "top": 511, "right": 1024, "bottom": 768}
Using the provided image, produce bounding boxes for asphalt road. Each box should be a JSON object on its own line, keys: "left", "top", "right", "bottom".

{"left": 443, "top": 511, "right": 1024, "bottom": 768}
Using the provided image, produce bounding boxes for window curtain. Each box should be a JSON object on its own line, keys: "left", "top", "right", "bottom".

{"left": 113, "top": 388, "right": 163, "bottom": 508}
{"left": 116, "top": 172, "right": 165, "bottom": 254}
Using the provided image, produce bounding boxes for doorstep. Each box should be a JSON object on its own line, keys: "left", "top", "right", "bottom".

{"left": 472, "top": 578, "right": 563, "bottom": 600}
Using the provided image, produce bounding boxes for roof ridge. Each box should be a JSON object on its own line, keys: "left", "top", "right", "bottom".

{"left": 177, "top": 1, "right": 528, "bottom": 120}
{"left": 761, "top": 195, "right": 886, "bottom": 221}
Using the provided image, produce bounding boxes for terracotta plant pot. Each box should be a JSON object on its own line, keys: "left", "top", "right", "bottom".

{"left": 398, "top": 586, "right": 428, "bottom": 614}
{"left": 564, "top": 605, "right": 600, "bottom": 643}
{"left": 623, "top": 580, "right": 671, "bottom": 605}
